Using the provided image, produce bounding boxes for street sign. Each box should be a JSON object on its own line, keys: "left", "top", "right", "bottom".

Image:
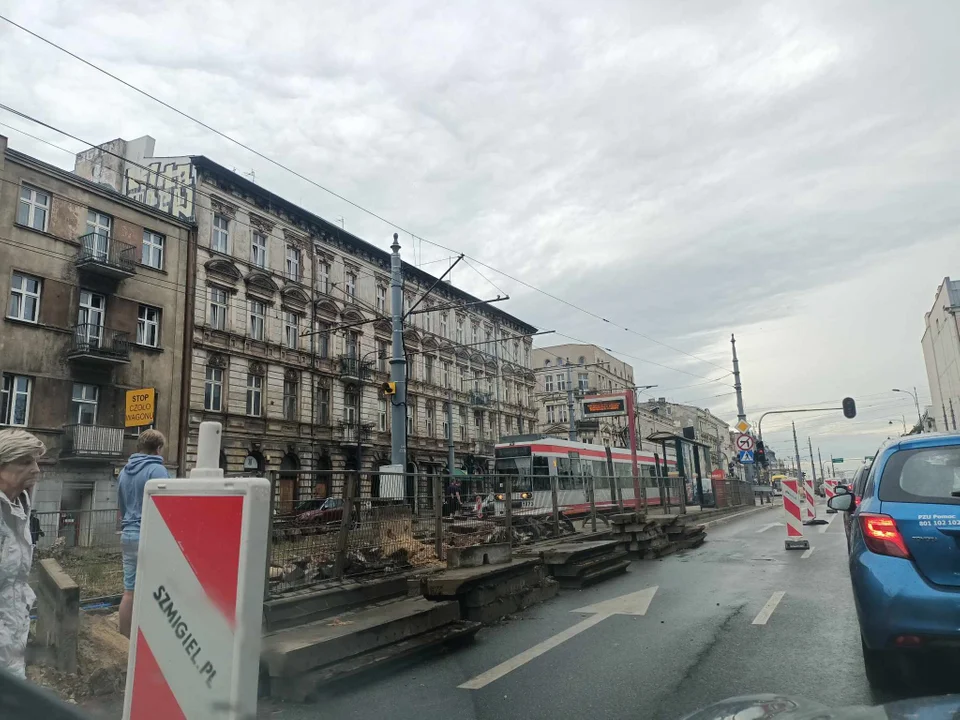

{"left": 581, "top": 396, "right": 627, "bottom": 418}
{"left": 125, "top": 387, "right": 156, "bottom": 428}
{"left": 735, "top": 420, "right": 750, "bottom": 433}
{"left": 123, "top": 423, "right": 269, "bottom": 720}
{"left": 738, "top": 450, "right": 755, "bottom": 464}
{"left": 736, "top": 434, "right": 755, "bottom": 452}
{"left": 831, "top": 458, "right": 844, "bottom": 463}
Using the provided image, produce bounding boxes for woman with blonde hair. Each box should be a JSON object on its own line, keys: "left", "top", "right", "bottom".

{"left": 0, "top": 429, "right": 45, "bottom": 678}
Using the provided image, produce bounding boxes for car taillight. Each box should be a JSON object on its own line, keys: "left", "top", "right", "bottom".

{"left": 859, "top": 513, "right": 911, "bottom": 559}
{"left": 853, "top": 495, "right": 862, "bottom": 508}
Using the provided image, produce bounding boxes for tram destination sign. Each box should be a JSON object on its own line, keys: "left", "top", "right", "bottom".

{"left": 582, "top": 396, "right": 627, "bottom": 418}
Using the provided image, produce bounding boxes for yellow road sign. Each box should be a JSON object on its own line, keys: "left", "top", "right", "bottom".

{"left": 125, "top": 387, "right": 156, "bottom": 428}
{"left": 735, "top": 420, "right": 750, "bottom": 433}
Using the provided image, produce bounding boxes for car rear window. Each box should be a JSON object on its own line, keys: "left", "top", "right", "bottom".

{"left": 878, "top": 446, "right": 960, "bottom": 505}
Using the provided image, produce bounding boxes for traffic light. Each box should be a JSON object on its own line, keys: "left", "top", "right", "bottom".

{"left": 842, "top": 397, "right": 857, "bottom": 419}
{"left": 755, "top": 440, "right": 767, "bottom": 467}
{"left": 380, "top": 381, "right": 396, "bottom": 395}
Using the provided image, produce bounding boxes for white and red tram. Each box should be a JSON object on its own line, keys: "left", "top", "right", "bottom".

{"left": 491, "top": 437, "right": 677, "bottom": 515}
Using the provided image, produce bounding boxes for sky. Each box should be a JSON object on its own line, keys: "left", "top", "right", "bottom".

{"left": 1, "top": 0, "right": 956, "bottom": 472}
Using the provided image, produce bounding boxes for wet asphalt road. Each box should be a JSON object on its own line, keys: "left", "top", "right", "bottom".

{"left": 264, "top": 502, "right": 880, "bottom": 720}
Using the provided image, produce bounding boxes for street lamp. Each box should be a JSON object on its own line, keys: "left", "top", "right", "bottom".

{"left": 892, "top": 388, "right": 923, "bottom": 431}
{"left": 889, "top": 417, "right": 907, "bottom": 434}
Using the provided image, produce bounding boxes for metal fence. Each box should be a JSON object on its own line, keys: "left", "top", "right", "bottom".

{"left": 33, "top": 509, "right": 124, "bottom": 601}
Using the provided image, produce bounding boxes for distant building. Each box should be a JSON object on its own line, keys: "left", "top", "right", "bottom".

{"left": 74, "top": 136, "right": 538, "bottom": 510}
{"left": 0, "top": 135, "right": 193, "bottom": 536}
{"left": 638, "top": 398, "right": 732, "bottom": 476}
{"left": 921, "top": 277, "right": 960, "bottom": 432}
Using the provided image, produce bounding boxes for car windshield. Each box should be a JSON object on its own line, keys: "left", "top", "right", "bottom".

{"left": 879, "top": 446, "right": 960, "bottom": 504}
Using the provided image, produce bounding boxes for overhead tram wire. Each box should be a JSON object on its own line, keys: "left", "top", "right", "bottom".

{"left": 0, "top": 17, "right": 730, "bottom": 375}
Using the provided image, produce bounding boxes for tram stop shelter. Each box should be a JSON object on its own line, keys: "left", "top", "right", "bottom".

{"left": 646, "top": 430, "right": 713, "bottom": 508}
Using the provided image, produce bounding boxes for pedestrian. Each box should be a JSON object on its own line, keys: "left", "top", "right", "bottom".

{"left": 28, "top": 510, "right": 43, "bottom": 547}
{"left": 0, "top": 428, "right": 46, "bottom": 678}
{"left": 117, "top": 429, "right": 169, "bottom": 639}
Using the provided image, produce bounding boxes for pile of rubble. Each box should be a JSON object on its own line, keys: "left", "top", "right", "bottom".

{"left": 610, "top": 512, "right": 706, "bottom": 559}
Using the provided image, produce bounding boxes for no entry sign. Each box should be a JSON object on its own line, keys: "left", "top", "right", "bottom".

{"left": 122, "top": 475, "right": 270, "bottom": 719}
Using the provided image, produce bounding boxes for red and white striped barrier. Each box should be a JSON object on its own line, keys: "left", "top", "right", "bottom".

{"left": 123, "top": 423, "right": 269, "bottom": 720}
{"left": 824, "top": 478, "right": 838, "bottom": 512}
{"left": 782, "top": 478, "right": 809, "bottom": 550}
{"left": 803, "top": 476, "right": 816, "bottom": 523}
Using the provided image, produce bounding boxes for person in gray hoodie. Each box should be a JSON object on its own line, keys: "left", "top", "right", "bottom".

{"left": 117, "top": 429, "right": 169, "bottom": 638}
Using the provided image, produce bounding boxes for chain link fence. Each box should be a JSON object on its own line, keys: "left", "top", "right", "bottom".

{"left": 32, "top": 509, "right": 124, "bottom": 601}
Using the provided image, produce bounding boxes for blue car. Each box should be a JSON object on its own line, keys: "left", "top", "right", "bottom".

{"left": 829, "top": 433, "right": 960, "bottom": 687}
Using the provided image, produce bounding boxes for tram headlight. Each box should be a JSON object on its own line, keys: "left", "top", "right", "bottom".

{"left": 495, "top": 493, "right": 505, "bottom": 501}
{"left": 520, "top": 492, "right": 532, "bottom": 500}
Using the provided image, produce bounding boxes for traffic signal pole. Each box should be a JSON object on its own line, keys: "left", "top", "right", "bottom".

{"left": 807, "top": 437, "right": 817, "bottom": 487}
{"left": 792, "top": 422, "right": 803, "bottom": 487}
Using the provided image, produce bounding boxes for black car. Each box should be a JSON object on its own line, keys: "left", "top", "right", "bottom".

{"left": 840, "top": 461, "right": 873, "bottom": 548}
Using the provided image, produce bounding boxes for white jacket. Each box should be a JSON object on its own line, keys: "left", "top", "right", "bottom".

{"left": 0, "top": 491, "right": 35, "bottom": 678}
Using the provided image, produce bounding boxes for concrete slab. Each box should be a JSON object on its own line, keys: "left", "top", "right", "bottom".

{"left": 447, "top": 542, "right": 511, "bottom": 569}
{"left": 558, "top": 560, "right": 630, "bottom": 589}
{"left": 420, "top": 557, "right": 545, "bottom": 598}
{"left": 462, "top": 565, "right": 548, "bottom": 609}
{"left": 263, "top": 576, "right": 410, "bottom": 632}
{"left": 539, "top": 540, "right": 621, "bottom": 565}
{"left": 463, "top": 578, "right": 560, "bottom": 625}
{"left": 262, "top": 596, "right": 461, "bottom": 677}
{"left": 550, "top": 551, "right": 630, "bottom": 578}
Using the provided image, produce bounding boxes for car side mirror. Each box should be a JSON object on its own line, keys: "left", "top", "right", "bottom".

{"left": 828, "top": 493, "right": 854, "bottom": 512}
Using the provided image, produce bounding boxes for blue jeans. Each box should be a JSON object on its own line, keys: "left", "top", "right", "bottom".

{"left": 121, "top": 529, "right": 139, "bottom": 592}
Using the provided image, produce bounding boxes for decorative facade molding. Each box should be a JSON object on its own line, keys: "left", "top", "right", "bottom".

{"left": 249, "top": 361, "right": 266, "bottom": 376}
{"left": 209, "top": 195, "right": 237, "bottom": 218}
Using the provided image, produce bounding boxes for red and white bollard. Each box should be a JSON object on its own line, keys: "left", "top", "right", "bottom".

{"left": 782, "top": 478, "right": 809, "bottom": 550}
{"left": 824, "top": 478, "right": 838, "bottom": 513}
{"left": 803, "top": 476, "right": 817, "bottom": 523}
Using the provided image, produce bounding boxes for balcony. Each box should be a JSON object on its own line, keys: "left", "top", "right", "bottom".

{"left": 336, "top": 420, "right": 374, "bottom": 445}
{"left": 60, "top": 424, "right": 124, "bottom": 460}
{"left": 68, "top": 325, "right": 130, "bottom": 365}
{"left": 75, "top": 233, "right": 137, "bottom": 280}
{"left": 338, "top": 355, "right": 373, "bottom": 382}
{"left": 469, "top": 390, "right": 493, "bottom": 406}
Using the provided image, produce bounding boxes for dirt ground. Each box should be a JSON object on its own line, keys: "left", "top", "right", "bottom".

{"left": 27, "top": 610, "right": 129, "bottom": 703}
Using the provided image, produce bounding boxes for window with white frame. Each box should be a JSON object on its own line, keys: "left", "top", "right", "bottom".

{"left": 557, "top": 374, "right": 567, "bottom": 391}
{"left": 316, "top": 385, "right": 330, "bottom": 424}
{"left": 424, "top": 306, "right": 433, "bottom": 333}
{"left": 407, "top": 400, "right": 416, "bottom": 435}
{"left": 442, "top": 402, "right": 450, "bottom": 439}
{"left": 251, "top": 232, "right": 267, "bottom": 268}
{"left": 425, "top": 356, "right": 434, "bottom": 384}
{"left": 285, "top": 245, "right": 301, "bottom": 281}
{"left": 546, "top": 405, "right": 556, "bottom": 423}
{"left": 456, "top": 319, "right": 464, "bottom": 344}
{"left": 283, "top": 311, "right": 299, "bottom": 349}
{"left": 209, "top": 287, "right": 227, "bottom": 330}
{"left": 345, "top": 270, "right": 357, "bottom": 299}
{"left": 578, "top": 372, "right": 589, "bottom": 391}
{"left": 474, "top": 410, "right": 483, "bottom": 435}
{"left": 246, "top": 374, "right": 263, "bottom": 416}
{"left": 378, "top": 398, "right": 388, "bottom": 431}
{"left": 559, "top": 406, "right": 568, "bottom": 423}
{"left": 442, "top": 361, "right": 450, "bottom": 388}
{"left": 473, "top": 370, "right": 481, "bottom": 392}
{"left": 8, "top": 272, "right": 41, "bottom": 323}
{"left": 344, "top": 388, "right": 358, "bottom": 423}
{"left": 376, "top": 285, "right": 386, "bottom": 314}
{"left": 204, "top": 365, "right": 223, "bottom": 412}
{"left": 485, "top": 330, "right": 492, "bottom": 355}
{"left": 212, "top": 213, "right": 229, "bottom": 253}
{"left": 458, "top": 365, "right": 466, "bottom": 392}
{"left": 459, "top": 406, "right": 467, "bottom": 440}
{"left": 377, "top": 339, "right": 389, "bottom": 372}
{"left": 545, "top": 375, "right": 554, "bottom": 392}
{"left": 71, "top": 383, "right": 98, "bottom": 425}
{"left": 249, "top": 300, "right": 266, "bottom": 341}
{"left": 142, "top": 230, "right": 164, "bottom": 269}
{"left": 505, "top": 416, "right": 513, "bottom": 434}
{"left": 504, "top": 383, "right": 511, "bottom": 403}
{"left": 0, "top": 374, "right": 31, "bottom": 426}
{"left": 283, "top": 377, "right": 298, "bottom": 421}
{"left": 513, "top": 341, "right": 520, "bottom": 363}
{"left": 440, "top": 313, "right": 448, "bottom": 338}
{"left": 86, "top": 210, "right": 111, "bottom": 239}
{"left": 17, "top": 186, "right": 49, "bottom": 231}
{"left": 137, "top": 305, "right": 161, "bottom": 347}
{"left": 471, "top": 325, "right": 478, "bottom": 346}
{"left": 317, "top": 260, "right": 330, "bottom": 294}
{"left": 426, "top": 402, "right": 435, "bottom": 437}
{"left": 316, "top": 321, "right": 330, "bottom": 358}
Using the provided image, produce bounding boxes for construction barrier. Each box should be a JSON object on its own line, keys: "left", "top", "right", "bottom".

{"left": 824, "top": 478, "right": 838, "bottom": 513}
{"left": 782, "top": 478, "right": 809, "bottom": 550}
{"left": 803, "top": 476, "right": 816, "bottom": 523}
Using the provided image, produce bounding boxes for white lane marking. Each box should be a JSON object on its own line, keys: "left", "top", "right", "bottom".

{"left": 756, "top": 522, "right": 784, "bottom": 533}
{"left": 801, "top": 547, "right": 815, "bottom": 559}
{"left": 818, "top": 515, "right": 836, "bottom": 534}
{"left": 458, "top": 614, "right": 607, "bottom": 689}
{"left": 751, "top": 591, "right": 786, "bottom": 625}
{"left": 459, "top": 586, "right": 658, "bottom": 690}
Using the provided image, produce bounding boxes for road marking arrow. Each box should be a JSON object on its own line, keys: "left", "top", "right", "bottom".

{"left": 458, "top": 586, "right": 658, "bottom": 690}
{"left": 755, "top": 522, "right": 784, "bottom": 533}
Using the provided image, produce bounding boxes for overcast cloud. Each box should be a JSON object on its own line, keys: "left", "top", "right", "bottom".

{"left": 2, "top": 0, "right": 957, "bottom": 470}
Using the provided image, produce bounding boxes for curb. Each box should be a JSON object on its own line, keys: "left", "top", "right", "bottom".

{"left": 701, "top": 501, "right": 780, "bottom": 529}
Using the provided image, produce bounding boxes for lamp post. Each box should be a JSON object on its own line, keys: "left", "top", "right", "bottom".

{"left": 892, "top": 388, "right": 923, "bottom": 431}
{"left": 888, "top": 415, "right": 907, "bottom": 435}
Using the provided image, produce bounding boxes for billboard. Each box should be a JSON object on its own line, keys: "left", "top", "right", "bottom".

{"left": 581, "top": 396, "right": 627, "bottom": 418}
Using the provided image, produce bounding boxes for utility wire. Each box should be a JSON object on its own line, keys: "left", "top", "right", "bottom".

{"left": 0, "top": 14, "right": 729, "bottom": 374}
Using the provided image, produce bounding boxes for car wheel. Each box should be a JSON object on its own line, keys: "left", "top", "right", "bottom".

{"left": 861, "top": 637, "right": 899, "bottom": 690}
